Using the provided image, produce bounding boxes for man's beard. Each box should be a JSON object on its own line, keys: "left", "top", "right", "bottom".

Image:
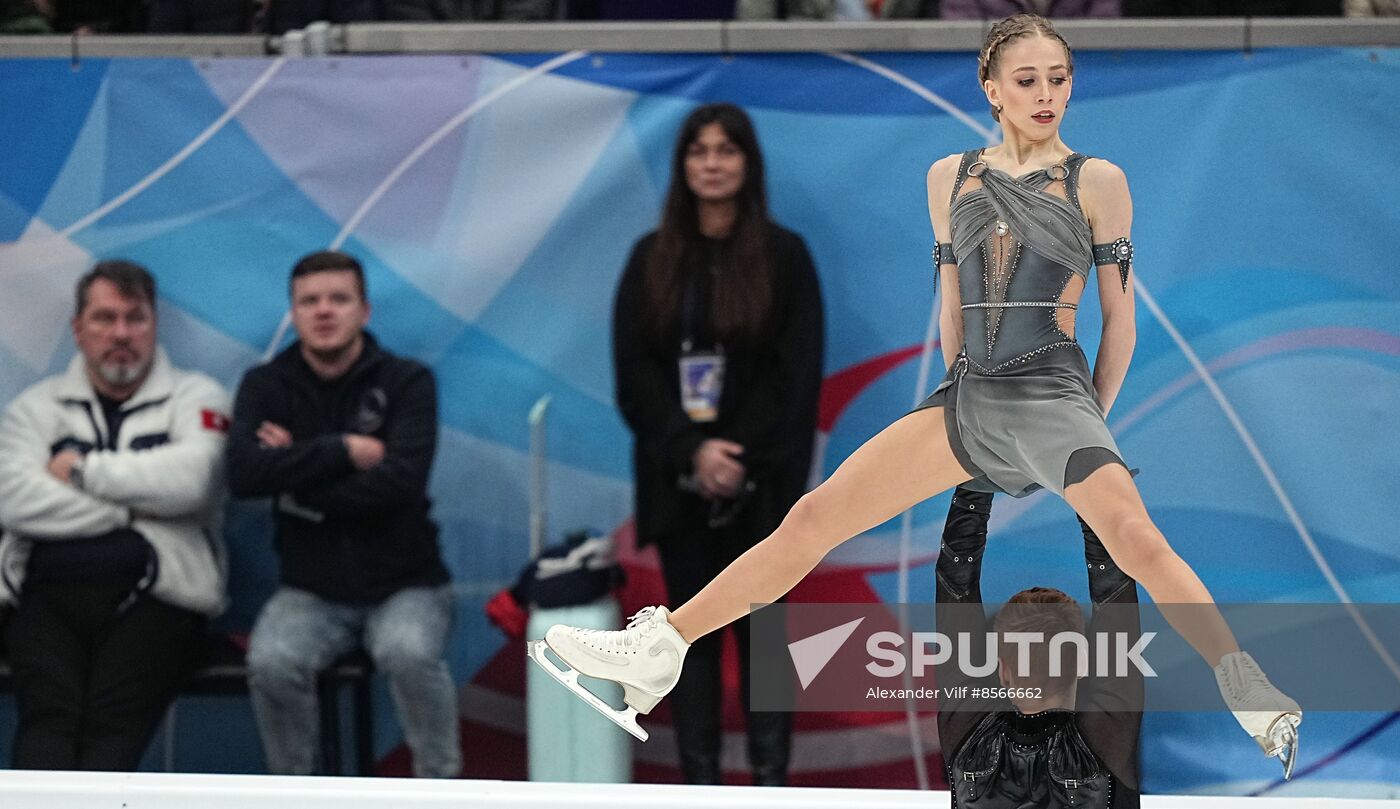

{"left": 97, "top": 359, "right": 150, "bottom": 388}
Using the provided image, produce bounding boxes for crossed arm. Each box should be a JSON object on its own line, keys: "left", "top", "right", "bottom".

{"left": 76, "top": 377, "right": 231, "bottom": 517}
{"left": 225, "top": 367, "right": 437, "bottom": 517}
{"left": 0, "top": 404, "right": 131, "bottom": 538}
{"left": 0, "top": 377, "right": 230, "bottom": 537}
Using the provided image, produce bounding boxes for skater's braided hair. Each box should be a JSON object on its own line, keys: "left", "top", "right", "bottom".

{"left": 978, "top": 14, "right": 1074, "bottom": 122}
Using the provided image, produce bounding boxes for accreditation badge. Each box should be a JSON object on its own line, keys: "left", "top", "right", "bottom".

{"left": 679, "top": 350, "right": 725, "bottom": 423}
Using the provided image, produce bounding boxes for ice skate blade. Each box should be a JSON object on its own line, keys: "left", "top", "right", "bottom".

{"left": 1254, "top": 712, "right": 1300, "bottom": 780}
{"left": 526, "top": 640, "right": 649, "bottom": 742}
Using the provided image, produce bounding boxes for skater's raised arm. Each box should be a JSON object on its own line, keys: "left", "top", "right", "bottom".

{"left": 934, "top": 487, "right": 998, "bottom": 762}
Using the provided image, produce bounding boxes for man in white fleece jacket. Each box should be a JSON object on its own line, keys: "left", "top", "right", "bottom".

{"left": 0, "top": 260, "right": 230, "bottom": 771}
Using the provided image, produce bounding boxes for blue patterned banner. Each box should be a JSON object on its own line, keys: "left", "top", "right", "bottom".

{"left": 1, "top": 48, "right": 1397, "bottom": 796}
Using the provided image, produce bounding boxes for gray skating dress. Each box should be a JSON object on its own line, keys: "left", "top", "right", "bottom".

{"left": 916, "top": 149, "right": 1136, "bottom": 498}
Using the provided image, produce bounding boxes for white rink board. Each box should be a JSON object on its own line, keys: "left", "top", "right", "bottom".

{"left": 0, "top": 772, "right": 1394, "bottom": 808}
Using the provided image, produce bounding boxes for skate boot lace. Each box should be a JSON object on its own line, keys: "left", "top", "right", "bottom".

{"left": 576, "top": 607, "right": 662, "bottom": 653}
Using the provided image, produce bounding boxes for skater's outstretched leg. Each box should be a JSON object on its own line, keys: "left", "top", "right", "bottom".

{"left": 1065, "top": 463, "right": 1301, "bottom": 777}
{"left": 531, "top": 406, "right": 972, "bottom": 737}
{"left": 1065, "top": 464, "right": 1235, "bottom": 662}
{"left": 668, "top": 406, "right": 973, "bottom": 642}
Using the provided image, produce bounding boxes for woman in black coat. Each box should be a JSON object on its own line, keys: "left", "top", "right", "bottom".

{"left": 612, "top": 103, "right": 824, "bottom": 786}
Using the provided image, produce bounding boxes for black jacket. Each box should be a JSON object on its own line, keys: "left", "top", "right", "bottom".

{"left": 951, "top": 709, "right": 1112, "bottom": 809}
{"left": 226, "top": 333, "right": 449, "bottom": 603}
{"left": 612, "top": 223, "right": 824, "bottom": 545}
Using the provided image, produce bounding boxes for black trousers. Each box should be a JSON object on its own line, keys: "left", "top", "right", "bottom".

{"left": 656, "top": 514, "right": 792, "bottom": 786}
{"left": 3, "top": 582, "right": 203, "bottom": 770}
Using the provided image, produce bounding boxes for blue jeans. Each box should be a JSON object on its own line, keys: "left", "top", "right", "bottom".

{"left": 247, "top": 586, "right": 461, "bottom": 778}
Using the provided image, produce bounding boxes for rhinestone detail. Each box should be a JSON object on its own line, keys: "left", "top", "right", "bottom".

{"left": 947, "top": 152, "right": 1106, "bottom": 370}
{"left": 966, "top": 341, "right": 1078, "bottom": 375}
{"left": 1093, "top": 238, "right": 1134, "bottom": 293}
{"left": 1052, "top": 267, "right": 1076, "bottom": 340}
{"left": 982, "top": 242, "right": 992, "bottom": 361}
{"left": 1065, "top": 155, "right": 1085, "bottom": 213}
{"left": 950, "top": 150, "right": 977, "bottom": 201}
{"left": 962, "top": 301, "right": 1077, "bottom": 309}
{"left": 982, "top": 237, "right": 1023, "bottom": 363}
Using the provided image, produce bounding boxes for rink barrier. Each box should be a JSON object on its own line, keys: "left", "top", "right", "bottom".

{"left": 0, "top": 770, "right": 1393, "bottom": 809}
{"left": 0, "top": 18, "right": 1397, "bottom": 59}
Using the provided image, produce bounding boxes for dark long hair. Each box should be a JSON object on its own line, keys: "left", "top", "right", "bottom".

{"left": 644, "top": 103, "right": 773, "bottom": 346}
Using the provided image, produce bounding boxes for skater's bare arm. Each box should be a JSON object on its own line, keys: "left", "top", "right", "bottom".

{"left": 1081, "top": 159, "right": 1136, "bottom": 416}
{"left": 927, "top": 156, "right": 964, "bottom": 370}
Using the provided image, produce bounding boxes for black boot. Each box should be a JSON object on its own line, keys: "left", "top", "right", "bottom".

{"left": 747, "top": 710, "right": 791, "bottom": 786}
{"left": 670, "top": 635, "right": 722, "bottom": 785}
{"left": 679, "top": 750, "right": 721, "bottom": 785}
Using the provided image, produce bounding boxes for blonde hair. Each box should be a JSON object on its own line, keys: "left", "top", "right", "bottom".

{"left": 978, "top": 14, "right": 1075, "bottom": 122}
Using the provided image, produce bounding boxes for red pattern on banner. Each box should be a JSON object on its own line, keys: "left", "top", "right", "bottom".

{"left": 816, "top": 344, "right": 926, "bottom": 432}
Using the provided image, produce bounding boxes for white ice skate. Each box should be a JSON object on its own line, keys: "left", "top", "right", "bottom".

{"left": 1215, "top": 650, "right": 1302, "bottom": 779}
{"left": 526, "top": 605, "right": 688, "bottom": 742}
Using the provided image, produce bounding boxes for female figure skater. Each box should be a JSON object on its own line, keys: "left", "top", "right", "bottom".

{"left": 530, "top": 13, "right": 1301, "bottom": 777}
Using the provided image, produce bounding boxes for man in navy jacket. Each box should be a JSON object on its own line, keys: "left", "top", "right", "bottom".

{"left": 226, "top": 251, "right": 459, "bottom": 778}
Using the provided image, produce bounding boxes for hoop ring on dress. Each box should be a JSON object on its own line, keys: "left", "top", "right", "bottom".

{"left": 965, "top": 159, "right": 1067, "bottom": 181}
